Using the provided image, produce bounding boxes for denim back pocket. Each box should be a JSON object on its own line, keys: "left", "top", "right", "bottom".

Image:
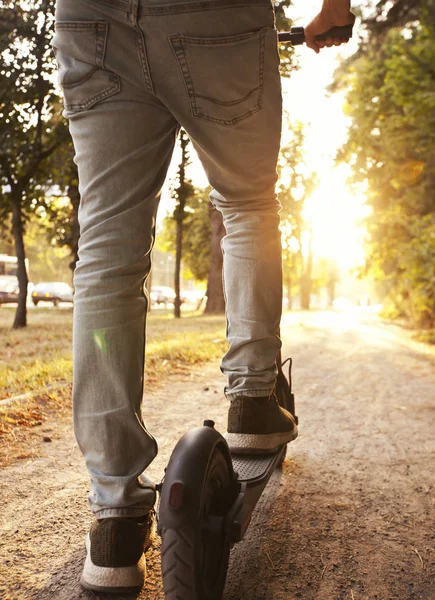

{"left": 52, "top": 21, "right": 121, "bottom": 117}
{"left": 170, "top": 28, "right": 267, "bottom": 126}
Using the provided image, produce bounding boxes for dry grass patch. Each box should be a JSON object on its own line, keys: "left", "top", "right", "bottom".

{"left": 0, "top": 307, "right": 73, "bottom": 398}
{"left": 0, "top": 307, "right": 226, "bottom": 463}
{"left": 0, "top": 307, "right": 226, "bottom": 398}
{"left": 0, "top": 385, "right": 72, "bottom": 467}
{"left": 145, "top": 311, "right": 227, "bottom": 382}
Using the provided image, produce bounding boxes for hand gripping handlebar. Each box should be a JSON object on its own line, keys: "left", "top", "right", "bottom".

{"left": 278, "top": 24, "right": 354, "bottom": 45}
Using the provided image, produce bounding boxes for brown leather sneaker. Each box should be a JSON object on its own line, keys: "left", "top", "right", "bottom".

{"left": 225, "top": 392, "right": 298, "bottom": 454}
{"left": 80, "top": 511, "right": 156, "bottom": 593}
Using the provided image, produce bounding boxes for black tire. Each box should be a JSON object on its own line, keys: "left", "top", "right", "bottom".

{"left": 53, "top": 298, "right": 59, "bottom": 307}
{"left": 161, "top": 447, "right": 232, "bottom": 600}
{"left": 32, "top": 300, "right": 38, "bottom": 306}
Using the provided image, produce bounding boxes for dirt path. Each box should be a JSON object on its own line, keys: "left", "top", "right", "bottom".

{"left": 1, "top": 310, "right": 434, "bottom": 600}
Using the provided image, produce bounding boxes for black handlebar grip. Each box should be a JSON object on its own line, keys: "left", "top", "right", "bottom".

{"left": 278, "top": 26, "right": 305, "bottom": 45}
{"left": 315, "top": 23, "right": 354, "bottom": 41}
{"left": 278, "top": 23, "right": 353, "bottom": 45}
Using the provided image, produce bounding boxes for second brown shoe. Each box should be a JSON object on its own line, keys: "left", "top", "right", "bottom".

{"left": 225, "top": 392, "right": 298, "bottom": 455}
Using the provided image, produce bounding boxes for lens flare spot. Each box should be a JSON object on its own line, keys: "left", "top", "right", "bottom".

{"left": 399, "top": 160, "right": 425, "bottom": 184}
{"left": 93, "top": 329, "right": 108, "bottom": 353}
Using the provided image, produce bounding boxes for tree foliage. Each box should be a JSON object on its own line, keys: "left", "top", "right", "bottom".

{"left": 278, "top": 120, "right": 318, "bottom": 308}
{"left": 0, "top": 0, "right": 69, "bottom": 327}
{"left": 364, "top": 0, "right": 424, "bottom": 34}
{"left": 274, "top": 0, "right": 298, "bottom": 77}
{"left": 159, "top": 186, "right": 212, "bottom": 282}
{"left": 336, "top": 0, "right": 435, "bottom": 326}
{"left": 171, "top": 130, "right": 194, "bottom": 317}
{"left": 0, "top": 0, "right": 299, "bottom": 327}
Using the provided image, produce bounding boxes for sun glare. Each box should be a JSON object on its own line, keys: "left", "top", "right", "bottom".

{"left": 302, "top": 164, "right": 369, "bottom": 270}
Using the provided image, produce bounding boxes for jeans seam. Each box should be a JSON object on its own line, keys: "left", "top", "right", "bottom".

{"left": 135, "top": 26, "right": 155, "bottom": 95}
{"left": 61, "top": 66, "right": 99, "bottom": 89}
{"left": 178, "top": 30, "right": 264, "bottom": 45}
{"left": 170, "top": 35, "right": 198, "bottom": 117}
{"left": 89, "top": 0, "right": 131, "bottom": 12}
{"left": 96, "top": 22, "right": 108, "bottom": 68}
{"left": 196, "top": 106, "right": 261, "bottom": 126}
{"left": 64, "top": 76, "right": 121, "bottom": 112}
{"left": 257, "top": 24, "right": 266, "bottom": 110}
{"left": 55, "top": 21, "right": 103, "bottom": 30}
{"left": 140, "top": 0, "right": 270, "bottom": 16}
{"left": 195, "top": 87, "right": 259, "bottom": 106}
{"left": 226, "top": 388, "right": 275, "bottom": 398}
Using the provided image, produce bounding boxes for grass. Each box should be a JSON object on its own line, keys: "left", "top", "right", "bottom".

{"left": 413, "top": 329, "right": 435, "bottom": 345}
{"left": 145, "top": 311, "right": 227, "bottom": 376}
{"left": 0, "top": 307, "right": 74, "bottom": 400}
{"left": 0, "top": 306, "right": 226, "bottom": 448}
{"left": 0, "top": 305, "right": 227, "bottom": 401}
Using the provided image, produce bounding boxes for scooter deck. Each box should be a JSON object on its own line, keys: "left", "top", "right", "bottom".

{"left": 231, "top": 447, "right": 285, "bottom": 485}
{"left": 226, "top": 448, "right": 285, "bottom": 542}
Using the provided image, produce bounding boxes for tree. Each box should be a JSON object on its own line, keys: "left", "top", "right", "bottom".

{"left": 299, "top": 227, "right": 314, "bottom": 309}
{"left": 24, "top": 218, "right": 72, "bottom": 283}
{"left": 171, "top": 129, "right": 194, "bottom": 318}
{"left": 365, "top": 0, "right": 424, "bottom": 34}
{"left": 0, "top": 0, "right": 69, "bottom": 328}
{"left": 204, "top": 205, "right": 225, "bottom": 314}
{"left": 278, "top": 120, "right": 318, "bottom": 309}
{"left": 325, "top": 259, "right": 339, "bottom": 307}
{"left": 310, "top": 257, "right": 339, "bottom": 307}
{"left": 278, "top": 122, "right": 305, "bottom": 308}
{"left": 335, "top": 0, "right": 435, "bottom": 326}
{"left": 158, "top": 187, "right": 211, "bottom": 281}
{"left": 274, "top": 0, "right": 298, "bottom": 77}
{"left": 44, "top": 145, "right": 80, "bottom": 275}
{"left": 158, "top": 188, "right": 227, "bottom": 313}
{"left": 182, "top": 191, "right": 212, "bottom": 283}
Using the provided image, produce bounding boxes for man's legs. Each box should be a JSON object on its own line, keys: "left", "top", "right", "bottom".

{"left": 71, "top": 96, "right": 177, "bottom": 517}
{"left": 54, "top": 0, "right": 179, "bottom": 521}
{"left": 138, "top": 0, "right": 298, "bottom": 451}
{"left": 53, "top": 0, "right": 179, "bottom": 590}
{"left": 53, "top": 0, "right": 297, "bottom": 590}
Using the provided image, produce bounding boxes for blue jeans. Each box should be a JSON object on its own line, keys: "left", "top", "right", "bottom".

{"left": 53, "top": 0, "right": 283, "bottom": 517}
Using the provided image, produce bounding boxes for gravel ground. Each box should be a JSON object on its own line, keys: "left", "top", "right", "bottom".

{"left": 1, "top": 309, "right": 434, "bottom": 600}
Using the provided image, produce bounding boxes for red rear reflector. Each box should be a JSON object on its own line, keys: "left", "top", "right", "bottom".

{"left": 169, "top": 482, "right": 184, "bottom": 511}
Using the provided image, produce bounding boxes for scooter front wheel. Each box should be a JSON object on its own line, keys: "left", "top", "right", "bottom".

{"left": 161, "top": 446, "right": 232, "bottom": 600}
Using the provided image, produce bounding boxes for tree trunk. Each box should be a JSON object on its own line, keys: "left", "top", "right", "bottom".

{"left": 11, "top": 194, "right": 28, "bottom": 329}
{"left": 204, "top": 205, "right": 226, "bottom": 314}
{"left": 173, "top": 129, "right": 190, "bottom": 319}
{"left": 327, "top": 262, "right": 338, "bottom": 307}
{"left": 67, "top": 168, "right": 80, "bottom": 277}
{"left": 174, "top": 218, "right": 182, "bottom": 318}
{"left": 145, "top": 266, "right": 152, "bottom": 312}
{"left": 327, "top": 280, "right": 336, "bottom": 307}
{"left": 300, "top": 229, "right": 313, "bottom": 310}
{"left": 286, "top": 273, "right": 292, "bottom": 309}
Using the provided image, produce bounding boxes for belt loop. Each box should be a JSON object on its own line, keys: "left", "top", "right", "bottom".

{"left": 129, "top": 0, "right": 155, "bottom": 95}
{"left": 128, "top": 0, "right": 139, "bottom": 23}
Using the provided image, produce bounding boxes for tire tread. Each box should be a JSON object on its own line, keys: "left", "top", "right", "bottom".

{"left": 161, "top": 527, "right": 196, "bottom": 600}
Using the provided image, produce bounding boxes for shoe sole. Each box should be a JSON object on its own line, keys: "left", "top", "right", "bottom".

{"left": 80, "top": 533, "right": 146, "bottom": 594}
{"left": 225, "top": 429, "right": 298, "bottom": 455}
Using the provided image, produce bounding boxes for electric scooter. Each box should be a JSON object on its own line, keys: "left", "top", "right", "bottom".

{"left": 157, "top": 24, "right": 353, "bottom": 600}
